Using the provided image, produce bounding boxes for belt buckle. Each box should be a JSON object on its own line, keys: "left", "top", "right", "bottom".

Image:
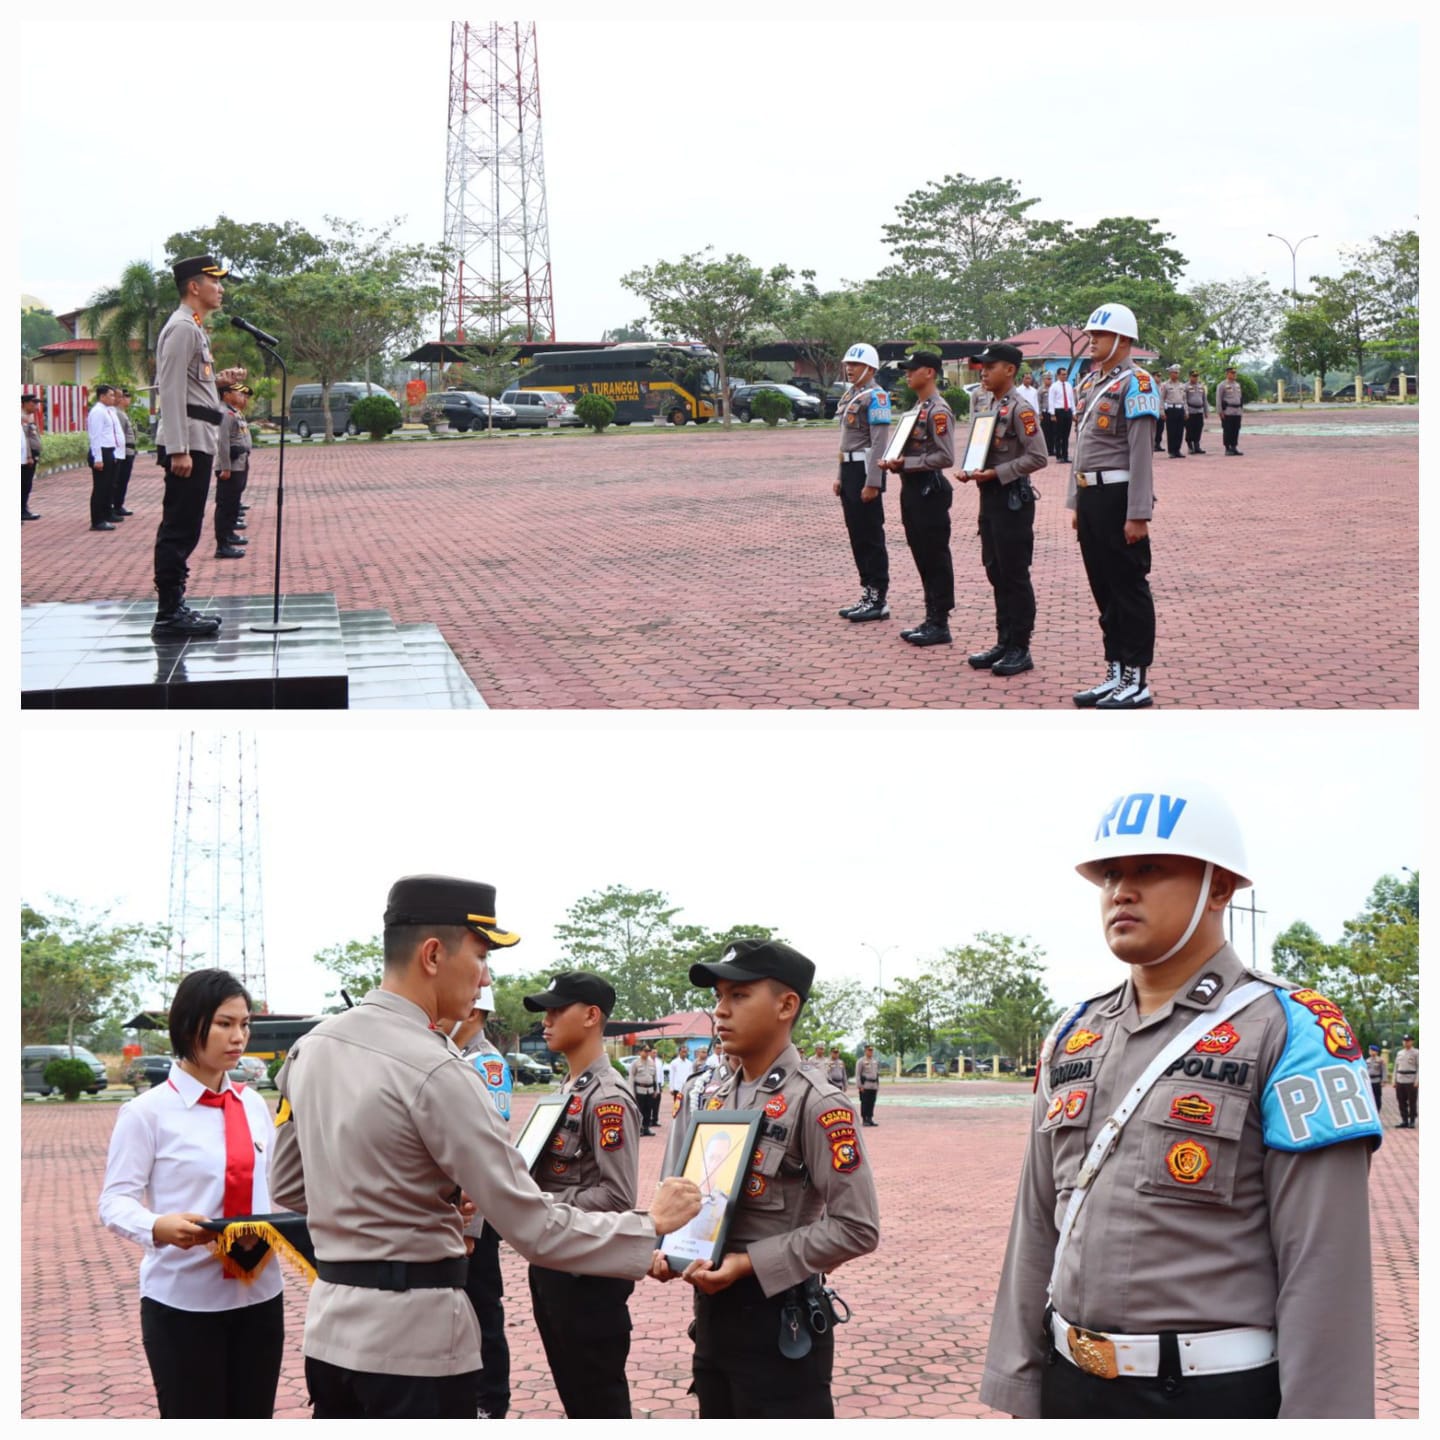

{"left": 1067, "top": 1325, "right": 1119, "bottom": 1379}
{"left": 1077, "top": 473, "right": 1091, "bottom": 488}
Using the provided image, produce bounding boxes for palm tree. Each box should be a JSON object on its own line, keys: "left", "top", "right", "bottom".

{"left": 85, "top": 262, "right": 172, "bottom": 385}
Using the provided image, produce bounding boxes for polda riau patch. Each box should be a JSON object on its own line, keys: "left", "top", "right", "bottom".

{"left": 595, "top": 1102, "right": 625, "bottom": 1149}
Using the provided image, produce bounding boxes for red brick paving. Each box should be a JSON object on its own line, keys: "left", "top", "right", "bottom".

{"left": 21, "top": 1082, "right": 1418, "bottom": 1418}
{"left": 20, "top": 409, "right": 1417, "bottom": 707}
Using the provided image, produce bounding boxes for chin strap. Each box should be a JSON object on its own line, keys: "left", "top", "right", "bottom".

{"left": 1139, "top": 861, "right": 1215, "bottom": 967}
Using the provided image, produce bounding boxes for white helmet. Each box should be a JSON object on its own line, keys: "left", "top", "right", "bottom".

{"left": 843, "top": 342, "right": 880, "bottom": 370}
{"left": 475, "top": 986, "right": 496, "bottom": 1012}
{"left": 1075, "top": 780, "right": 1251, "bottom": 889}
{"left": 1082, "top": 303, "right": 1139, "bottom": 341}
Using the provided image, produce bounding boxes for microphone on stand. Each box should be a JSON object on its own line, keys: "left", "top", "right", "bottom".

{"left": 230, "top": 315, "right": 281, "bottom": 348}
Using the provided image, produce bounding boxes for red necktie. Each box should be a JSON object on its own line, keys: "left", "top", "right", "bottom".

{"left": 197, "top": 1086, "right": 255, "bottom": 1217}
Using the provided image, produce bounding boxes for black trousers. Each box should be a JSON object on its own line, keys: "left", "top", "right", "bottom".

{"left": 464, "top": 1223, "right": 510, "bottom": 1418}
{"left": 977, "top": 484, "right": 1036, "bottom": 648}
{"left": 1185, "top": 413, "right": 1206, "bottom": 450}
{"left": 1052, "top": 409, "right": 1073, "bottom": 461}
{"left": 214, "top": 469, "right": 245, "bottom": 543}
{"left": 1396, "top": 1082, "right": 1418, "bottom": 1124}
{"left": 113, "top": 452, "right": 135, "bottom": 509}
{"left": 636, "top": 1089, "right": 660, "bottom": 1129}
{"left": 153, "top": 447, "right": 214, "bottom": 605}
{"left": 306, "top": 1355, "right": 481, "bottom": 1419}
{"left": 1372, "top": 1081, "right": 1384, "bottom": 1116}
{"left": 692, "top": 1273, "right": 835, "bottom": 1418}
{"left": 1221, "top": 413, "right": 1243, "bottom": 450}
{"left": 899, "top": 472, "right": 954, "bottom": 615}
{"left": 1075, "top": 482, "right": 1155, "bottom": 667}
{"left": 90, "top": 448, "right": 115, "bottom": 526}
{"left": 859, "top": 1087, "right": 878, "bottom": 1123}
{"left": 1164, "top": 408, "right": 1185, "bottom": 456}
{"left": 1042, "top": 1353, "right": 1280, "bottom": 1418}
{"left": 21, "top": 462, "right": 35, "bottom": 513}
{"left": 838, "top": 460, "right": 888, "bottom": 592}
{"left": 140, "top": 1292, "right": 284, "bottom": 1418}
{"left": 1040, "top": 413, "right": 1057, "bottom": 456}
{"left": 528, "top": 1266, "right": 634, "bottom": 1417}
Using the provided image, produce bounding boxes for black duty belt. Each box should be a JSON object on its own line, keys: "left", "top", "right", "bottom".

{"left": 316, "top": 1257, "right": 468, "bottom": 1291}
{"left": 186, "top": 403, "right": 223, "bottom": 425}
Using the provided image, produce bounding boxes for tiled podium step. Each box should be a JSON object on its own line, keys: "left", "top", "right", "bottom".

{"left": 20, "top": 594, "right": 485, "bottom": 709}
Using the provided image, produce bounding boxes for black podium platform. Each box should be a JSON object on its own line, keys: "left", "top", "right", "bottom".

{"left": 20, "top": 594, "right": 486, "bottom": 710}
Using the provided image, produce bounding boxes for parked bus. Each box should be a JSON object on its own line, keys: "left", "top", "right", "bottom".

{"left": 519, "top": 343, "right": 719, "bottom": 424}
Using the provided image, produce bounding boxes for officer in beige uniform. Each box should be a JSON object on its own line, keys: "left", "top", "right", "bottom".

{"left": 523, "top": 972, "right": 641, "bottom": 1417}
{"left": 153, "top": 255, "right": 245, "bottom": 637}
{"left": 270, "top": 876, "right": 700, "bottom": 1419}
{"left": 833, "top": 342, "right": 893, "bottom": 624}
{"left": 1184, "top": 370, "right": 1209, "bottom": 453}
{"left": 981, "top": 783, "right": 1381, "bottom": 1419}
{"left": 856, "top": 1046, "right": 880, "bottom": 1126}
{"left": 654, "top": 940, "right": 880, "bottom": 1417}
{"left": 1217, "top": 367, "right": 1245, "bottom": 455}
{"left": 878, "top": 351, "right": 957, "bottom": 647}
{"left": 633, "top": 1048, "right": 661, "bottom": 1135}
{"left": 1393, "top": 1036, "right": 1418, "bottom": 1127}
{"left": 22, "top": 393, "right": 43, "bottom": 520}
{"left": 1067, "top": 303, "right": 1161, "bottom": 710}
{"left": 826, "top": 1048, "right": 848, "bottom": 1091}
{"left": 1160, "top": 365, "right": 1188, "bottom": 458}
{"left": 213, "top": 381, "right": 252, "bottom": 558}
{"left": 956, "top": 342, "right": 1048, "bottom": 678}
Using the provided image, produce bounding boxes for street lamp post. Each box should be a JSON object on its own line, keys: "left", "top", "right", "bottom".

{"left": 1267, "top": 232, "right": 1318, "bottom": 305}
{"left": 860, "top": 942, "right": 897, "bottom": 1001}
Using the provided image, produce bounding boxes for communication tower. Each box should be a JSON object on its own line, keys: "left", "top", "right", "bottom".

{"left": 165, "top": 733, "right": 269, "bottom": 1005}
{"left": 439, "top": 21, "right": 556, "bottom": 343}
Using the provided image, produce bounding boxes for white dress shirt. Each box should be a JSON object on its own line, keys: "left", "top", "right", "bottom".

{"left": 668, "top": 1055, "right": 693, "bottom": 1093}
{"left": 98, "top": 1066, "right": 283, "bottom": 1311}
{"left": 1016, "top": 384, "right": 1041, "bottom": 415}
{"left": 1048, "top": 379, "right": 1075, "bottom": 411}
{"left": 87, "top": 402, "right": 125, "bottom": 462}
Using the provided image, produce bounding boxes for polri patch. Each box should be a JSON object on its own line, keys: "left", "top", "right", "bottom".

{"left": 818, "top": 1107, "right": 855, "bottom": 1130}
{"left": 1165, "top": 1138, "right": 1213, "bottom": 1185}
{"left": 550, "top": 1159, "right": 569, "bottom": 1175}
{"left": 1195, "top": 1022, "right": 1241, "bottom": 1056}
{"left": 1169, "top": 1093, "right": 1217, "bottom": 1126}
{"left": 567, "top": 1094, "right": 584, "bottom": 1116}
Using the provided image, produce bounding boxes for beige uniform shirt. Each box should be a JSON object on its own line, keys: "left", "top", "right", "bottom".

{"left": 23, "top": 419, "right": 41, "bottom": 462}
{"left": 271, "top": 990, "right": 657, "bottom": 1377}
{"left": 217, "top": 405, "right": 252, "bottom": 473}
{"left": 155, "top": 303, "right": 222, "bottom": 456}
{"left": 631, "top": 1057, "right": 658, "bottom": 1092}
{"left": 1184, "top": 382, "right": 1209, "bottom": 416}
{"left": 981, "top": 945, "right": 1378, "bottom": 1419}
{"left": 981, "top": 387, "right": 1050, "bottom": 486}
{"left": 1393, "top": 1046, "right": 1418, "bottom": 1082}
{"left": 856, "top": 1058, "right": 880, "bottom": 1091}
{"left": 837, "top": 382, "right": 893, "bottom": 491}
{"left": 826, "top": 1058, "right": 848, "bottom": 1091}
{"left": 676, "top": 1042, "right": 880, "bottom": 1297}
{"left": 899, "top": 393, "right": 956, "bottom": 473}
{"left": 1216, "top": 379, "right": 1245, "bottom": 414}
{"left": 1067, "top": 363, "right": 1158, "bottom": 521}
{"left": 1160, "top": 379, "right": 1187, "bottom": 407}
{"left": 533, "top": 1055, "right": 639, "bottom": 1214}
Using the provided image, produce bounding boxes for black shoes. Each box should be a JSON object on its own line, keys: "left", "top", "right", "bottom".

{"left": 1096, "top": 665, "right": 1153, "bottom": 709}
{"left": 903, "top": 617, "right": 952, "bottom": 647}
{"left": 152, "top": 609, "right": 222, "bottom": 638}
{"left": 223, "top": 533, "right": 248, "bottom": 546}
{"left": 114, "top": 506, "right": 134, "bottom": 516}
{"left": 232, "top": 520, "right": 246, "bottom": 531}
{"left": 967, "top": 643, "right": 1007, "bottom": 670}
{"left": 848, "top": 588, "right": 890, "bottom": 623}
{"left": 108, "top": 511, "right": 127, "bottom": 521}
{"left": 1073, "top": 661, "right": 1123, "bottom": 708}
{"left": 838, "top": 591, "right": 869, "bottom": 618}
{"left": 1225, "top": 447, "right": 1244, "bottom": 456}
{"left": 215, "top": 544, "right": 245, "bottom": 559}
{"left": 22, "top": 509, "right": 39, "bottom": 521}
{"left": 90, "top": 522, "right": 116, "bottom": 531}
{"left": 991, "top": 647, "right": 1034, "bottom": 677}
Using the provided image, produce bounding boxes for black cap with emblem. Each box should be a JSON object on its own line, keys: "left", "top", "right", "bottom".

{"left": 383, "top": 874, "right": 520, "bottom": 947}
{"left": 172, "top": 254, "right": 229, "bottom": 292}
{"left": 895, "top": 350, "right": 944, "bottom": 374}
{"left": 972, "top": 343, "right": 1025, "bottom": 369}
{"left": 689, "top": 938, "right": 815, "bottom": 1000}
{"left": 523, "top": 971, "right": 616, "bottom": 1016}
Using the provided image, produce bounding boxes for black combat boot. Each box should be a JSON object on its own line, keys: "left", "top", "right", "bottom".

{"left": 214, "top": 543, "right": 245, "bottom": 559}
{"left": 153, "top": 589, "right": 221, "bottom": 637}
{"left": 1096, "top": 665, "right": 1153, "bottom": 709}
{"left": 904, "top": 611, "right": 952, "bottom": 647}
{"left": 967, "top": 643, "right": 1008, "bottom": 670}
{"left": 838, "top": 590, "right": 870, "bottom": 618}
{"left": 991, "top": 646, "right": 1034, "bottom": 676}
{"left": 847, "top": 587, "right": 890, "bottom": 623}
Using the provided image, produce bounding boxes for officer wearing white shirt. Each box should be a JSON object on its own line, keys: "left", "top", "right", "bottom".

{"left": 668, "top": 1048, "right": 694, "bottom": 1117}
{"left": 86, "top": 384, "right": 125, "bottom": 531}
{"left": 98, "top": 967, "right": 285, "bottom": 1418}
{"left": 1048, "top": 374, "right": 1076, "bottom": 462}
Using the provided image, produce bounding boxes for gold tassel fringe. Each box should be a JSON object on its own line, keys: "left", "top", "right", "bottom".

{"left": 208, "top": 1220, "right": 317, "bottom": 1286}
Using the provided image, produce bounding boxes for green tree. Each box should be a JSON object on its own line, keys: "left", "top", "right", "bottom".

{"left": 936, "top": 933, "right": 1057, "bottom": 1065}
{"left": 486, "top": 972, "right": 545, "bottom": 1054}
{"left": 1356, "top": 228, "right": 1418, "bottom": 370}
{"left": 21, "top": 901, "right": 164, "bottom": 1049}
{"left": 779, "top": 276, "right": 874, "bottom": 387}
{"left": 21, "top": 307, "right": 67, "bottom": 357}
{"left": 553, "top": 885, "right": 695, "bottom": 1019}
{"left": 1186, "top": 275, "right": 1281, "bottom": 356}
{"left": 793, "top": 978, "right": 873, "bottom": 1050}
{"left": 1311, "top": 268, "right": 1382, "bottom": 379}
{"left": 312, "top": 936, "right": 384, "bottom": 1004}
{"left": 872, "top": 987, "right": 924, "bottom": 1068}
{"left": 84, "top": 261, "right": 172, "bottom": 386}
{"left": 1275, "top": 299, "right": 1349, "bottom": 393}
{"left": 620, "top": 248, "right": 793, "bottom": 427}
{"left": 601, "top": 319, "right": 652, "bottom": 343}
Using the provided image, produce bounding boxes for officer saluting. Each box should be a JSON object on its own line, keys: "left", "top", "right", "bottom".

{"left": 981, "top": 783, "right": 1381, "bottom": 1418}
{"left": 956, "top": 342, "right": 1048, "bottom": 678}
{"left": 270, "top": 876, "right": 700, "bottom": 1419}
{"left": 878, "top": 350, "right": 957, "bottom": 647}
{"left": 1067, "top": 303, "right": 1161, "bottom": 710}
{"left": 652, "top": 940, "right": 880, "bottom": 1418}
{"left": 833, "top": 342, "right": 893, "bottom": 624}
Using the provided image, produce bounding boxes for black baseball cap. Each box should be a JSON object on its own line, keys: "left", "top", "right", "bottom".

{"left": 972, "top": 343, "right": 1024, "bottom": 368}
{"left": 172, "top": 254, "right": 229, "bottom": 289}
{"left": 383, "top": 874, "right": 520, "bottom": 947}
{"left": 689, "top": 938, "right": 815, "bottom": 1001}
{"left": 896, "top": 350, "right": 943, "bottom": 374}
{"left": 523, "top": 971, "right": 616, "bottom": 1015}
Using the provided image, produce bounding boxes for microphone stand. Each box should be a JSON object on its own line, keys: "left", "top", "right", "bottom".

{"left": 249, "top": 341, "right": 301, "bottom": 634}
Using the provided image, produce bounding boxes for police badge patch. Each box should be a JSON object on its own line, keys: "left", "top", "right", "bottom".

{"left": 1021, "top": 410, "right": 1038, "bottom": 437}
{"left": 595, "top": 1101, "right": 625, "bottom": 1150}
{"left": 1165, "top": 1138, "right": 1213, "bottom": 1185}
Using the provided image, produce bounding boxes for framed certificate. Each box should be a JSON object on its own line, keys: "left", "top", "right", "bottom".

{"left": 515, "top": 1094, "right": 568, "bottom": 1172}
{"left": 880, "top": 408, "right": 919, "bottom": 464}
{"left": 660, "top": 1108, "right": 763, "bottom": 1273}
{"left": 961, "top": 413, "right": 997, "bottom": 472}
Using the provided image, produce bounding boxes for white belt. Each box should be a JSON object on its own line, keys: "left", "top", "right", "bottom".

{"left": 840, "top": 449, "right": 869, "bottom": 462}
{"left": 1075, "top": 470, "right": 1131, "bottom": 487}
{"left": 1051, "top": 1311, "right": 1276, "bottom": 1379}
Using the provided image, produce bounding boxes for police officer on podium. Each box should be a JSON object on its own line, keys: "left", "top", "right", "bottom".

{"left": 833, "top": 342, "right": 893, "bottom": 624}
{"left": 270, "top": 876, "right": 700, "bottom": 1419}
{"left": 981, "top": 783, "right": 1380, "bottom": 1418}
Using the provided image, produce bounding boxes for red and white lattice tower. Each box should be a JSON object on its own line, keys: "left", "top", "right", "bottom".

{"left": 440, "top": 21, "right": 556, "bottom": 344}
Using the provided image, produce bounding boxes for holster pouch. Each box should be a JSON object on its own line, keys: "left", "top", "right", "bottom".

{"left": 779, "top": 1293, "right": 812, "bottom": 1358}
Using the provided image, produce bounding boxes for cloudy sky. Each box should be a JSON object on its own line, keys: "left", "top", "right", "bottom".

{"left": 19, "top": 714, "right": 1421, "bottom": 1018}
{"left": 19, "top": 6, "right": 1417, "bottom": 343}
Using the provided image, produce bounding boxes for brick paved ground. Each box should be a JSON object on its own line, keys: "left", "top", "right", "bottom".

{"left": 20, "top": 409, "right": 1417, "bottom": 708}
{"left": 21, "top": 1081, "right": 1418, "bottom": 1418}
